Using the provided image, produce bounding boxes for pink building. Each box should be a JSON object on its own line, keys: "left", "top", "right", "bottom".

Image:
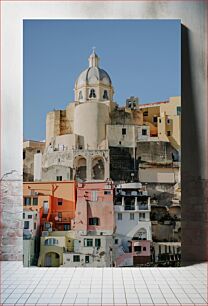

{"left": 72, "top": 181, "right": 115, "bottom": 235}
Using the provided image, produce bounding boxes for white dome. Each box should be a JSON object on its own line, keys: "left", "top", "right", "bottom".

{"left": 75, "top": 51, "right": 112, "bottom": 89}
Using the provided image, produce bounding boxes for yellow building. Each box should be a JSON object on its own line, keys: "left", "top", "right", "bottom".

{"left": 140, "top": 96, "right": 181, "bottom": 150}
{"left": 38, "top": 231, "right": 74, "bottom": 267}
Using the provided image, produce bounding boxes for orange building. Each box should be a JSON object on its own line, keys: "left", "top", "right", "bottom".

{"left": 23, "top": 181, "right": 76, "bottom": 231}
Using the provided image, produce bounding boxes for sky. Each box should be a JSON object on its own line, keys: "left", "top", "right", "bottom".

{"left": 23, "top": 20, "right": 181, "bottom": 141}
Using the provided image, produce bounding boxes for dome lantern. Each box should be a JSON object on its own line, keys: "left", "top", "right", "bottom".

{"left": 88, "top": 48, "right": 100, "bottom": 68}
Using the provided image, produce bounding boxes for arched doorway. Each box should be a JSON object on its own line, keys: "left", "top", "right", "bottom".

{"left": 91, "top": 156, "right": 105, "bottom": 180}
{"left": 133, "top": 228, "right": 147, "bottom": 240}
{"left": 44, "top": 252, "right": 60, "bottom": 267}
{"left": 74, "top": 156, "right": 87, "bottom": 180}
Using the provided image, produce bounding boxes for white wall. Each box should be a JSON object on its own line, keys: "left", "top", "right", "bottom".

{"left": 115, "top": 211, "right": 152, "bottom": 240}
{"left": 34, "top": 153, "right": 42, "bottom": 181}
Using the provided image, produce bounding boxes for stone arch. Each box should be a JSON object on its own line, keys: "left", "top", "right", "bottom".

{"left": 44, "top": 252, "right": 60, "bottom": 267}
{"left": 74, "top": 155, "right": 87, "bottom": 180}
{"left": 91, "top": 156, "right": 105, "bottom": 180}
{"left": 133, "top": 228, "right": 147, "bottom": 240}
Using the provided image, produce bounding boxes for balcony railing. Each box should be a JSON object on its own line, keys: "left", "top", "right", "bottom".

{"left": 115, "top": 204, "right": 150, "bottom": 212}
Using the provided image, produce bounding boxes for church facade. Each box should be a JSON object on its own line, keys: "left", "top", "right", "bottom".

{"left": 34, "top": 50, "right": 180, "bottom": 184}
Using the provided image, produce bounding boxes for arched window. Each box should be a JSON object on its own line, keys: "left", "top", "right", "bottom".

{"left": 74, "top": 156, "right": 87, "bottom": 180}
{"left": 79, "top": 91, "right": 83, "bottom": 100}
{"left": 133, "top": 228, "right": 147, "bottom": 241}
{"left": 103, "top": 90, "right": 108, "bottom": 100}
{"left": 91, "top": 157, "right": 105, "bottom": 180}
{"left": 89, "top": 89, "right": 96, "bottom": 98}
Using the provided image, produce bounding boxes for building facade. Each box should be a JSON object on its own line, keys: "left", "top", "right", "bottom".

{"left": 114, "top": 182, "right": 152, "bottom": 266}
{"left": 23, "top": 181, "right": 76, "bottom": 231}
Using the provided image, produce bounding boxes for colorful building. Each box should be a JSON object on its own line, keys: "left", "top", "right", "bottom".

{"left": 38, "top": 230, "right": 74, "bottom": 267}
{"left": 140, "top": 96, "right": 181, "bottom": 150}
{"left": 23, "top": 181, "right": 76, "bottom": 231}
{"left": 72, "top": 181, "right": 115, "bottom": 235}
{"left": 64, "top": 180, "right": 115, "bottom": 267}
{"left": 114, "top": 182, "right": 152, "bottom": 266}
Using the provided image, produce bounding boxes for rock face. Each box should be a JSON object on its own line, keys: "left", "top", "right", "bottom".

{"left": 0, "top": 170, "right": 23, "bottom": 260}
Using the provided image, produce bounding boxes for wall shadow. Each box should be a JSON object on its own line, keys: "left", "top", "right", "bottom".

{"left": 181, "top": 25, "right": 208, "bottom": 265}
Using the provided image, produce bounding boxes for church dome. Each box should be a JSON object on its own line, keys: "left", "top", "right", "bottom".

{"left": 74, "top": 50, "right": 114, "bottom": 102}
{"left": 75, "top": 50, "right": 112, "bottom": 89}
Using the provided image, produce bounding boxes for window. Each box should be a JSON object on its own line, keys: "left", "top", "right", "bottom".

{"left": 56, "top": 176, "right": 62, "bottom": 181}
{"left": 139, "top": 213, "right": 145, "bottom": 219}
{"left": 159, "top": 118, "right": 161, "bottom": 123}
{"left": 23, "top": 213, "right": 25, "bottom": 219}
{"left": 167, "top": 131, "right": 171, "bottom": 136}
{"left": 103, "top": 90, "right": 108, "bottom": 100}
{"left": 79, "top": 91, "right": 83, "bottom": 100}
{"left": 24, "top": 197, "right": 31, "bottom": 206}
{"left": 33, "top": 197, "right": 38, "bottom": 205}
{"left": 91, "top": 191, "right": 98, "bottom": 201}
{"left": 89, "top": 89, "right": 96, "bottom": 98}
{"left": 118, "top": 213, "right": 122, "bottom": 220}
{"left": 23, "top": 151, "right": 26, "bottom": 159}
{"left": 177, "top": 106, "right": 181, "bottom": 115}
{"left": 125, "top": 198, "right": 135, "bottom": 210}
{"left": 153, "top": 116, "right": 157, "bottom": 123}
{"left": 167, "top": 118, "right": 170, "bottom": 124}
{"left": 45, "top": 238, "right": 59, "bottom": 246}
{"left": 142, "top": 129, "right": 147, "bottom": 136}
{"left": 104, "top": 190, "right": 111, "bottom": 195}
{"left": 115, "top": 239, "right": 118, "bottom": 244}
{"left": 37, "top": 150, "right": 40, "bottom": 153}
{"left": 24, "top": 221, "right": 29, "bottom": 229}
{"left": 95, "top": 238, "right": 101, "bottom": 247}
{"left": 34, "top": 223, "right": 36, "bottom": 230}
{"left": 85, "top": 255, "right": 90, "bottom": 263}
{"left": 28, "top": 215, "right": 32, "bottom": 219}
{"left": 89, "top": 218, "right": 99, "bottom": 226}
{"left": 143, "top": 247, "right": 146, "bottom": 251}
{"left": 143, "top": 111, "right": 148, "bottom": 116}
{"left": 130, "top": 213, "right": 134, "bottom": 220}
{"left": 58, "top": 199, "right": 63, "bottom": 206}
{"left": 122, "top": 128, "right": 126, "bottom": 135}
{"left": 134, "top": 246, "right": 141, "bottom": 252}
{"left": 58, "top": 212, "right": 62, "bottom": 219}
{"left": 73, "top": 255, "right": 80, "bottom": 262}
{"left": 84, "top": 239, "right": 93, "bottom": 247}
{"left": 64, "top": 224, "right": 70, "bottom": 231}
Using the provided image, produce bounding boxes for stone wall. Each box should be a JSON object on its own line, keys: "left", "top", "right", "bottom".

{"left": 0, "top": 171, "right": 22, "bottom": 260}
{"left": 136, "top": 141, "right": 179, "bottom": 163}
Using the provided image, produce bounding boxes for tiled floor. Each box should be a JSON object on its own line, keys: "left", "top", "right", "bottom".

{"left": 0, "top": 262, "right": 207, "bottom": 305}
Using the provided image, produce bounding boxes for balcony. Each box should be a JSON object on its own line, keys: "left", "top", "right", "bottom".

{"left": 114, "top": 203, "right": 150, "bottom": 212}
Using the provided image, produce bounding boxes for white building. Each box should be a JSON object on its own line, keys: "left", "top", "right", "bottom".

{"left": 114, "top": 182, "right": 152, "bottom": 266}
{"left": 62, "top": 234, "right": 114, "bottom": 267}
{"left": 23, "top": 210, "right": 40, "bottom": 266}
